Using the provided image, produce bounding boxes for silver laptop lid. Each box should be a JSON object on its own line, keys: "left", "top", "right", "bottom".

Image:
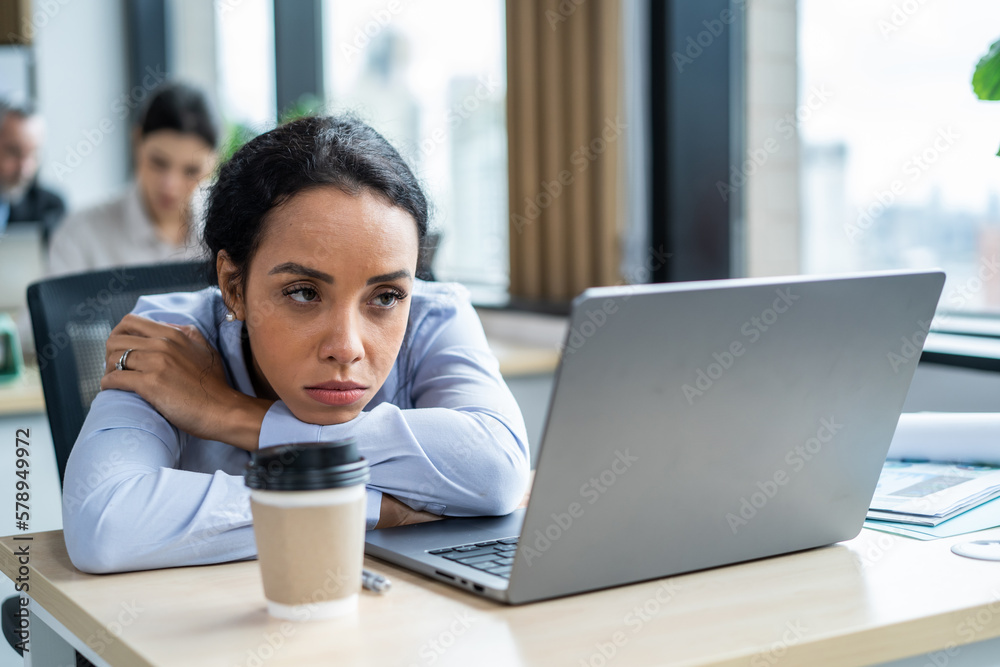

{"left": 506, "top": 270, "right": 944, "bottom": 604}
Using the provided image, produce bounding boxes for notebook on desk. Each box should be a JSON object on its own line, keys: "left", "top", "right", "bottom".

{"left": 365, "top": 270, "right": 946, "bottom": 604}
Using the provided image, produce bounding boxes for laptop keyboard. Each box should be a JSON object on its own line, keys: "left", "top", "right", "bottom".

{"left": 427, "top": 537, "right": 519, "bottom": 578}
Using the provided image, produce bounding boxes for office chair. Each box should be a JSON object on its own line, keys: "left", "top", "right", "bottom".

{"left": 2, "top": 261, "right": 212, "bottom": 659}
{"left": 26, "top": 260, "right": 213, "bottom": 487}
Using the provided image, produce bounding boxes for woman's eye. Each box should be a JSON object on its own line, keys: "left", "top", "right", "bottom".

{"left": 285, "top": 286, "right": 319, "bottom": 303}
{"left": 373, "top": 291, "right": 402, "bottom": 308}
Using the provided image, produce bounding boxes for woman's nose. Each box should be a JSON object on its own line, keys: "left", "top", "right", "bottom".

{"left": 318, "top": 309, "right": 365, "bottom": 364}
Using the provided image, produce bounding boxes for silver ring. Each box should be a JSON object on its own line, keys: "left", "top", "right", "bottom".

{"left": 116, "top": 348, "right": 134, "bottom": 371}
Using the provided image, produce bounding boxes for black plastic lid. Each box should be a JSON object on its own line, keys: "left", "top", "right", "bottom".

{"left": 244, "top": 439, "right": 370, "bottom": 491}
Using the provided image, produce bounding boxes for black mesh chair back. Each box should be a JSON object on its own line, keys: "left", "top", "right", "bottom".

{"left": 26, "top": 261, "right": 212, "bottom": 487}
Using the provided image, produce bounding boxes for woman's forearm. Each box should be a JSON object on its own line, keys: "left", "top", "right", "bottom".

{"left": 259, "top": 401, "right": 531, "bottom": 525}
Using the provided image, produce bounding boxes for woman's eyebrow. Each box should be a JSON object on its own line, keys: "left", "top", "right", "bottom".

{"left": 367, "top": 269, "right": 412, "bottom": 285}
{"left": 269, "top": 262, "right": 334, "bottom": 283}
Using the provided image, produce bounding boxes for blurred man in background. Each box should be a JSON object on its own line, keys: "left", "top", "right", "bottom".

{"left": 0, "top": 101, "right": 66, "bottom": 242}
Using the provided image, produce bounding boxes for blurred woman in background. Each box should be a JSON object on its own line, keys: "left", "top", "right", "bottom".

{"left": 47, "top": 81, "right": 218, "bottom": 276}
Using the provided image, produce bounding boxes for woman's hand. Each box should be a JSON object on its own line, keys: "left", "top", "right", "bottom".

{"left": 375, "top": 471, "right": 534, "bottom": 529}
{"left": 376, "top": 494, "right": 444, "bottom": 529}
{"left": 102, "top": 314, "right": 273, "bottom": 451}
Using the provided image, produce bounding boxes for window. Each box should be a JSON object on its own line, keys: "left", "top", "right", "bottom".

{"left": 322, "top": 1, "right": 508, "bottom": 296}
{"left": 215, "top": 0, "right": 277, "bottom": 130}
{"left": 799, "top": 0, "right": 1000, "bottom": 313}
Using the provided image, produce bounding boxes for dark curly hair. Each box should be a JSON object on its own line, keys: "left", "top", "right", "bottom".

{"left": 203, "top": 114, "right": 430, "bottom": 290}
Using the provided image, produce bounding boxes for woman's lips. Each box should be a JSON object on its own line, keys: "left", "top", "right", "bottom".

{"left": 305, "top": 382, "right": 368, "bottom": 407}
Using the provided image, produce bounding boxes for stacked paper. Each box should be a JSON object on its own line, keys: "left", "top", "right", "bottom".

{"left": 866, "top": 413, "right": 1000, "bottom": 533}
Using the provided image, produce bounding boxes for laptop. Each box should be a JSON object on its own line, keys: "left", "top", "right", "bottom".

{"left": 365, "top": 270, "right": 946, "bottom": 604}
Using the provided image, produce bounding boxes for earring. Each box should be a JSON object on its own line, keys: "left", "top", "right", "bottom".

{"left": 225, "top": 293, "right": 241, "bottom": 322}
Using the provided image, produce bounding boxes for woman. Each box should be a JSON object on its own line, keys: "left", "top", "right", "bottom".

{"left": 62, "top": 115, "right": 530, "bottom": 574}
{"left": 47, "top": 81, "right": 217, "bottom": 276}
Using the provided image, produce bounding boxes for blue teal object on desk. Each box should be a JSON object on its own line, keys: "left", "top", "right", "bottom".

{"left": 864, "top": 494, "right": 1000, "bottom": 540}
{"left": 0, "top": 313, "right": 24, "bottom": 382}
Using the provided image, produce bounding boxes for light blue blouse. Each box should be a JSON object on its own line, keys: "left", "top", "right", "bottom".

{"left": 62, "top": 280, "right": 530, "bottom": 573}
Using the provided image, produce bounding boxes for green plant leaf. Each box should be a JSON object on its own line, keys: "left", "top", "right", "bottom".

{"left": 279, "top": 94, "right": 325, "bottom": 125}
{"left": 972, "top": 38, "right": 1000, "bottom": 100}
{"left": 219, "top": 121, "right": 258, "bottom": 164}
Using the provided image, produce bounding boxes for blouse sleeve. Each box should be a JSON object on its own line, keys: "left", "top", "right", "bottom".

{"left": 61, "top": 389, "right": 257, "bottom": 574}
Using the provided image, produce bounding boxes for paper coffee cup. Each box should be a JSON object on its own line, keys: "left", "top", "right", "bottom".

{"left": 245, "top": 440, "right": 369, "bottom": 621}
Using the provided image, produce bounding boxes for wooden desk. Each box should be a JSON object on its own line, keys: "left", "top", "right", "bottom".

{"left": 0, "top": 366, "right": 45, "bottom": 416}
{"left": 3, "top": 529, "right": 1000, "bottom": 666}
{"left": 489, "top": 339, "right": 560, "bottom": 377}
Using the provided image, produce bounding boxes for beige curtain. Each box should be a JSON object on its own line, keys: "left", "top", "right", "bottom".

{"left": 0, "top": 0, "right": 31, "bottom": 45}
{"left": 506, "top": 0, "right": 622, "bottom": 302}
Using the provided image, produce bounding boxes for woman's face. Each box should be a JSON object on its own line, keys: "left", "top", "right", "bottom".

{"left": 134, "top": 129, "right": 215, "bottom": 222}
{"left": 221, "top": 186, "right": 420, "bottom": 426}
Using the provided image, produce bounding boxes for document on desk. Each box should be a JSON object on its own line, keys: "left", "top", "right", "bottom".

{"left": 867, "top": 461, "right": 1000, "bottom": 526}
{"left": 887, "top": 412, "right": 1000, "bottom": 465}
{"left": 864, "top": 495, "right": 1000, "bottom": 540}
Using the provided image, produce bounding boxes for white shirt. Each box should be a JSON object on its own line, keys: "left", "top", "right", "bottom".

{"left": 47, "top": 183, "right": 207, "bottom": 277}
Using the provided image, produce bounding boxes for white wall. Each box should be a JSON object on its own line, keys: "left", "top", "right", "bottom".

{"left": 0, "top": 47, "right": 31, "bottom": 104}
{"left": 33, "top": 0, "right": 130, "bottom": 212}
